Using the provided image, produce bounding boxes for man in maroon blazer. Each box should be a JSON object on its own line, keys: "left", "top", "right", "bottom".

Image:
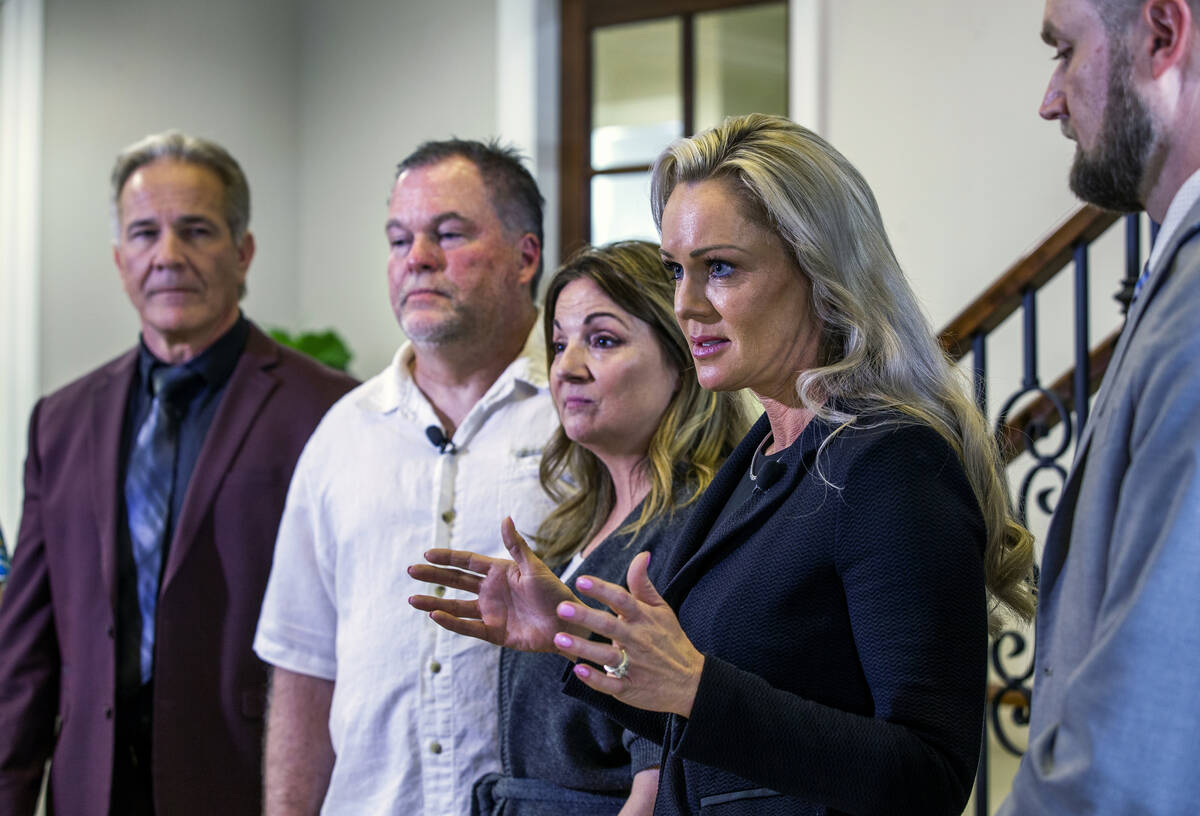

{"left": 0, "top": 131, "right": 356, "bottom": 816}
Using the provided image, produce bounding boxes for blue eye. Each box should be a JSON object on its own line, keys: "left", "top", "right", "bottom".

{"left": 664, "top": 262, "right": 682, "bottom": 281}
{"left": 551, "top": 341, "right": 566, "bottom": 355}
{"left": 591, "top": 334, "right": 619, "bottom": 349}
{"left": 709, "top": 260, "right": 734, "bottom": 278}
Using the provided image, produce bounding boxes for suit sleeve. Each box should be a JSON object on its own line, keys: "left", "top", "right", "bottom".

{"left": 1000, "top": 270, "right": 1200, "bottom": 815}
{"left": 0, "top": 401, "right": 60, "bottom": 815}
{"left": 668, "top": 426, "right": 988, "bottom": 815}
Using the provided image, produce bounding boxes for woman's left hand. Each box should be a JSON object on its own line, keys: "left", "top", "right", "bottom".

{"left": 552, "top": 551, "right": 706, "bottom": 718}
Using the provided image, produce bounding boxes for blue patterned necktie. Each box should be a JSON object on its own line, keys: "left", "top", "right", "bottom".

{"left": 124, "top": 366, "right": 199, "bottom": 684}
{"left": 1132, "top": 260, "right": 1152, "bottom": 302}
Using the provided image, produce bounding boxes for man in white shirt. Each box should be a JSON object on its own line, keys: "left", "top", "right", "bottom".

{"left": 999, "top": 1, "right": 1200, "bottom": 812}
{"left": 254, "top": 139, "right": 558, "bottom": 815}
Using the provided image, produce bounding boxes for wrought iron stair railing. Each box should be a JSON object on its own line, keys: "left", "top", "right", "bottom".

{"left": 934, "top": 204, "right": 1148, "bottom": 815}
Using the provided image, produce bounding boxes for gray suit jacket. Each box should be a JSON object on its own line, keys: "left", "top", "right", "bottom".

{"left": 1000, "top": 198, "right": 1200, "bottom": 814}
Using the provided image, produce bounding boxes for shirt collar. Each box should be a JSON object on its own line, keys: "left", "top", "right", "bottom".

{"left": 366, "top": 318, "right": 547, "bottom": 416}
{"left": 136, "top": 312, "right": 250, "bottom": 395}
{"left": 1148, "top": 167, "right": 1200, "bottom": 273}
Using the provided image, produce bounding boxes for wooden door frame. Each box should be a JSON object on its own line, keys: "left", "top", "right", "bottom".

{"left": 558, "top": 0, "right": 790, "bottom": 257}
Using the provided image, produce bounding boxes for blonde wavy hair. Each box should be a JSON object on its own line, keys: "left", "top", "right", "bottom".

{"left": 650, "top": 114, "right": 1035, "bottom": 631}
{"left": 535, "top": 240, "right": 753, "bottom": 566}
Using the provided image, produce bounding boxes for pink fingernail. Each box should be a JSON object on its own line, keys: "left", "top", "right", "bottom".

{"left": 558, "top": 602, "right": 576, "bottom": 618}
{"left": 576, "top": 577, "right": 593, "bottom": 590}
{"left": 554, "top": 633, "right": 572, "bottom": 648}
{"left": 575, "top": 664, "right": 591, "bottom": 679}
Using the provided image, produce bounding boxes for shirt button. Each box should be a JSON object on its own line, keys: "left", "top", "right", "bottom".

{"left": 430, "top": 661, "right": 442, "bottom": 674}
{"left": 429, "top": 741, "right": 443, "bottom": 754}
{"left": 104, "top": 707, "right": 114, "bottom": 720}
{"left": 1043, "top": 666, "right": 1053, "bottom": 676}
{"left": 106, "top": 625, "right": 115, "bottom": 639}
{"left": 441, "top": 508, "right": 456, "bottom": 525}
{"left": 434, "top": 585, "right": 446, "bottom": 597}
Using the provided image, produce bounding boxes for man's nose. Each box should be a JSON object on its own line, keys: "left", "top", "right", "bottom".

{"left": 1039, "top": 79, "right": 1067, "bottom": 121}
{"left": 406, "top": 233, "right": 443, "bottom": 272}
{"left": 153, "top": 229, "right": 185, "bottom": 268}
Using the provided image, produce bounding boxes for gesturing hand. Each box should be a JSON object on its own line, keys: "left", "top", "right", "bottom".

{"left": 407, "top": 517, "right": 583, "bottom": 653}
{"left": 551, "top": 551, "right": 706, "bottom": 719}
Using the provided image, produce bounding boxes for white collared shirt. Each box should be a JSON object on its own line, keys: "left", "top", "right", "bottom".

{"left": 254, "top": 329, "right": 558, "bottom": 815}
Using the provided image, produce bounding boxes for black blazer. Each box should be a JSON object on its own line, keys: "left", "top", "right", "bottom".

{"left": 569, "top": 412, "right": 987, "bottom": 816}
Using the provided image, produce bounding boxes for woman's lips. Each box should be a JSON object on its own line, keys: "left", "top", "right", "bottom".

{"left": 690, "top": 337, "right": 729, "bottom": 359}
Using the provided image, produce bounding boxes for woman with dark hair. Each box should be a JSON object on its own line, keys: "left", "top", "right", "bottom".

{"left": 413, "top": 240, "right": 749, "bottom": 815}
{"left": 413, "top": 115, "right": 1034, "bottom": 815}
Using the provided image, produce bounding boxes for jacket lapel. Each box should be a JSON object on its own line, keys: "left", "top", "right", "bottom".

{"left": 655, "top": 416, "right": 763, "bottom": 600}
{"left": 161, "top": 325, "right": 280, "bottom": 590}
{"left": 1042, "top": 201, "right": 1200, "bottom": 591}
{"left": 660, "top": 415, "right": 821, "bottom": 608}
{"left": 88, "top": 350, "right": 139, "bottom": 611}
{"left": 1094, "top": 201, "right": 1200, "bottom": 422}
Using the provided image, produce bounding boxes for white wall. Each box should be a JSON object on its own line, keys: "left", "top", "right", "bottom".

{"left": 12, "top": 0, "right": 1129, "bottom": 545}
{"left": 825, "top": 0, "right": 1081, "bottom": 331}
{"left": 38, "top": 0, "right": 303, "bottom": 394}
{"left": 821, "top": 1, "right": 1132, "bottom": 535}
{"left": 292, "top": 0, "right": 498, "bottom": 380}
{"left": 31, "top": 0, "right": 1111, "bottom": 396}
{"left": 0, "top": 0, "right": 43, "bottom": 541}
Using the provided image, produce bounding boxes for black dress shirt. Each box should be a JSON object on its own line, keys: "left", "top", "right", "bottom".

{"left": 115, "top": 315, "right": 250, "bottom": 698}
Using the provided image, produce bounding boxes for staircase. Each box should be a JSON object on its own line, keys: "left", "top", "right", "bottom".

{"left": 936, "top": 205, "right": 1150, "bottom": 814}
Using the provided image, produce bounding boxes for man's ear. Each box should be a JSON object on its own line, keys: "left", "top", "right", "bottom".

{"left": 236, "top": 231, "right": 256, "bottom": 271}
{"left": 1145, "top": 0, "right": 1194, "bottom": 79}
{"left": 515, "top": 232, "right": 540, "bottom": 289}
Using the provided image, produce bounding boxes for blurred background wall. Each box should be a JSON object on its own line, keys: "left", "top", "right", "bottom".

{"left": 3, "top": 0, "right": 1100, "bottom": 549}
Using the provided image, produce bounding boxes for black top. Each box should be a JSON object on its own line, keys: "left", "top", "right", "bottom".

{"left": 566, "top": 413, "right": 988, "bottom": 815}
{"left": 115, "top": 315, "right": 250, "bottom": 698}
{"left": 488, "top": 502, "right": 686, "bottom": 814}
{"left": 710, "top": 437, "right": 786, "bottom": 533}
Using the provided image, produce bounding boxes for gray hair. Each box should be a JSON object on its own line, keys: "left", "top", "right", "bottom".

{"left": 110, "top": 130, "right": 251, "bottom": 243}
{"left": 650, "top": 113, "right": 1035, "bottom": 632}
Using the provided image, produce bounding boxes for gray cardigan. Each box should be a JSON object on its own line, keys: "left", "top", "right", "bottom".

{"left": 474, "top": 500, "right": 687, "bottom": 815}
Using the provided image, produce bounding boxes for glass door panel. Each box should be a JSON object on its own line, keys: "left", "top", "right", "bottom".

{"left": 694, "top": 3, "right": 788, "bottom": 133}
{"left": 591, "top": 18, "right": 683, "bottom": 171}
{"left": 590, "top": 171, "right": 658, "bottom": 245}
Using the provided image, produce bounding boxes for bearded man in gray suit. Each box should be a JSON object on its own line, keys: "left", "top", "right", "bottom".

{"left": 999, "top": 0, "right": 1200, "bottom": 813}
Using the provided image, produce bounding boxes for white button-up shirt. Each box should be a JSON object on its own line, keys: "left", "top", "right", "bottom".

{"left": 255, "top": 330, "right": 558, "bottom": 815}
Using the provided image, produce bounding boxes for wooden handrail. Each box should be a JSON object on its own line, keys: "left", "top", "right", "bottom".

{"left": 934, "top": 205, "right": 1130, "bottom": 464}
{"left": 938, "top": 205, "right": 1119, "bottom": 361}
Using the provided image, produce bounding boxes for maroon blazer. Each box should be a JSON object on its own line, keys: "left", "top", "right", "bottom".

{"left": 0, "top": 323, "right": 356, "bottom": 816}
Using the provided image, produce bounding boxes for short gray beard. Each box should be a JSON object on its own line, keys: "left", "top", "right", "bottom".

{"left": 401, "top": 307, "right": 475, "bottom": 346}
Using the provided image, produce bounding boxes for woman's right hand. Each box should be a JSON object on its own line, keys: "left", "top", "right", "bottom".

{"left": 407, "top": 517, "right": 584, "bottom": 653}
